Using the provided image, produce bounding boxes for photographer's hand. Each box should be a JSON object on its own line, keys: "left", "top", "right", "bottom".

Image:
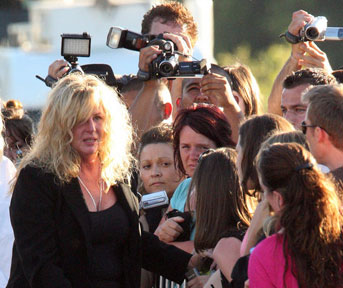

{"left": 154, "top": 216, "right": 184, "bottom": 243}
{"left": 48, "top": 59, "right": 70, "bottom": 79}
{"left": 268, "top": 10, "right": 314, "bottom": 115}
{"left": 288, "top": 10, "right": 314, "bottom": 67}
{"left": 297, "top": 41, "right": 332, "bottom": 72}
{"left": 163, "top": 32, "right": 193, "bottom": 61}
{"left": 138, "top": 45, "right": 162, "bottom": 73}
{"left": 288, "top": 10, "right": 314, "bottom": 36}
{"left": 200, "top": 73, "right": 243, "bottom": 143}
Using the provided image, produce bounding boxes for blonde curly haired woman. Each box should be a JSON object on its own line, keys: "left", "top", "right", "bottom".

{"left": 7, "top": 74, "right": 191, "bottom": 288}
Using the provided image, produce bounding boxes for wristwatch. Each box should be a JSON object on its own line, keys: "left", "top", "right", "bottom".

{"left": 137, "top": 69, "right": 151, "bottom": 81}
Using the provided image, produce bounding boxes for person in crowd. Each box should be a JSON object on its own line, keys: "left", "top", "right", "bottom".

{"left": 278, "top": 68, "right": 336, "bottom": 130}
{"left": 138, "top": 123, "right": 185, "bottom": 288}
{"left": 268, "top": 10, "right": 334, "bottom": 125}
{"left": 7, "top": 74, "right": 193, "bottom": 288}
{"left": 236, "top": 114, "right": 294, "bottom": 210}
{"left": 119, "top": 77, "right": 144, "bottom": 109}
{"left": 302, "top": 84, "right": 343, "bottom": 194}
{"left": 188, "top": 148, "right": 250, "bottom": 288}
{"left": 1, "top": 99, "right": 24, "bottom": 119}
{"left": 227, "top": 131, "right": 310, "bottom": 288}
{"left": 138, "top": 123, "right": 184, "bottom": 232}
{"left": 0, "top": 100, "right": 16, "bottom": 287}
{"left": 154, "top": 104, "right": 235, "bottom": 254}
{"left": 2, "top": 112, "right": 34, "bottom": 166}
{"left": 179, "top": 63, "right": 260, "bottom": 142}
{"left": 223, "top": 64, "right": 261, "bottom": 116}
{"left": 249, "top": 142, "right": 343, "bottom": 288}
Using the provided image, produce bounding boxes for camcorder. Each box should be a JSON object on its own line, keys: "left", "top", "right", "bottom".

{"left": 300, "top": 16, "right": 343, "bottom": 41}
{"left": 165, "top": 209, "right": 194, "bottom": 241}
{"left": 139, "top": 190, "right": 169, "bottom": 210}
{"left": 37, "top": 32, "right": 130, "bottom": 90}
{"left": 106, "top": 26, "right": 209, "bottom": 79}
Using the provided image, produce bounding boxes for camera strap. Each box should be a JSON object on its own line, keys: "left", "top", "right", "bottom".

{"left": 280, "top": 31, "right": 301, "bottom": 44}
{"left": 137, "top": 69, "right": 151, "bottom": 81}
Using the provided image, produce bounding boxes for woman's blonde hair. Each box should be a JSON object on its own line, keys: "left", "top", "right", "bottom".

{"left": 15, "top": 74, "right": 135, "bottom": 188}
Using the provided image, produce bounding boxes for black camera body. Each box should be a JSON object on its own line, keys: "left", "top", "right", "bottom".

{"left": 106, "top": 27, "right": 209, "bottom": 79}
{"left": 148, "top": 36, "right": 179, "bottom": 78}
{"left": 166, "top": 209, "right": 194, "bottom": 242}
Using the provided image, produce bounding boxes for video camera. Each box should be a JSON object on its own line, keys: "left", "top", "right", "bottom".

{"left": 106, "top": 27, "right": 209, "bottom": 79}
{"left": 139, "top": 190, "right": 169, "bottom": 210}
{"left": 299, "top": 16, "right": 343, "bottom": 42}
{"left": 37, "top": 32, "right": 130, "bottom": 90}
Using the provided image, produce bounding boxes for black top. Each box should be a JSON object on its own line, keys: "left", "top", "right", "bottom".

{"left": 144, "top": 206, "right": 165, "bottom": 233}
{"left": 7, "top": 165, "right": 192, "bottom": 288}
{"left": 88, "top": 203, "right": 129, "bottom": 288}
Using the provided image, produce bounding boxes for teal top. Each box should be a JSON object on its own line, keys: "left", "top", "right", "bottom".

{"left": 170, "top": 178, "right": 195, "bottom": 240}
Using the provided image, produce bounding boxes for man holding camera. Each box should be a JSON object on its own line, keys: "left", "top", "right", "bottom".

{"left": 129, "top": 1, "right": 198, "bottom": 136}
{"left": 268, "top": 10, "right": 333, "bottom": 124}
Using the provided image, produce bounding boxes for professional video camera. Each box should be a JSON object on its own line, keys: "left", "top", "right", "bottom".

{"left": 106, "top": 27, "right": 209, "bottom": 80}
{"left": 36, "top": 32, "right": 128, "bottom": 90}
{"left": 282, "top": 16, "right": 343, "bottom": 43}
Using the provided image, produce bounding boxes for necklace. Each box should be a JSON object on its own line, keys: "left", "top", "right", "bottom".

{"left": 77, "top": 176, "right": 104, "bottom": 211}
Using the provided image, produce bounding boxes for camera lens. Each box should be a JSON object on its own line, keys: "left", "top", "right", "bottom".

{"left": 306, "top": 27, "right": 319, "bottom": 40}
{"left": 159, "top": 59, "right": 177, "bottom": 77}
{"left": 160, "top": 62, "right": 173, "bottom": 75}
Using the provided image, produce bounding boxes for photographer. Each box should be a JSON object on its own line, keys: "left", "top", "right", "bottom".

{"left": 130, "top": 1, "right": 198, "bottom": 137}
{"left": 47, "top": 1, "right": 198, "bottom": 137}
{"left": 268, "top": 10, "right": 333, "bottom": 117}
{"left": 179, "top": 64, "right": 260, "bottom": 143}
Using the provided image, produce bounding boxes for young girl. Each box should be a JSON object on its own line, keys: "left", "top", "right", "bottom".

{"left": 190, "top": 148, "right": 250, "bottom": 286}
{"left": 249, "top": 143, "right": 343, "bottom": 288}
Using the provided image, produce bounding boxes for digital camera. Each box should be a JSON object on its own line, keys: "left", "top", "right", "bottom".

{"left": 166, "top": 209, "right": 194, "bottom": 241}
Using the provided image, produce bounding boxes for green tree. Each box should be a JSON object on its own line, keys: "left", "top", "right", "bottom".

{"left": 217, "top": 43, "right": 291, "bottom": 111}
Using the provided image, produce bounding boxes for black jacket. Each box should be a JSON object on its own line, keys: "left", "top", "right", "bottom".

{"left": 7, "top": 165, "right": 191, "bottom": 288}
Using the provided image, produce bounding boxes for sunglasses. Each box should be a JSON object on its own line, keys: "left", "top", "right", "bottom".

{"left": 301, "top": 121, "right": 320, "bottom": 135}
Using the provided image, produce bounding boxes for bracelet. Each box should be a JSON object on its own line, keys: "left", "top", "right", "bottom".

{"left": 280, "top": 31, "right": 300, "bottom": 44}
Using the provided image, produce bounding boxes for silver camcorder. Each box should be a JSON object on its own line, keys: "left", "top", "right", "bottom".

{"left": 300, "top": 16, "right": 343, "bottom": 41}
{"left": 140, "top": 191, "right": 169, "bottom": 210}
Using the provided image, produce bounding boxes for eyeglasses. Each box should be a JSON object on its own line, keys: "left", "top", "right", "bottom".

{"left": 301, "top": 121, "right": 317, "bottom": 135}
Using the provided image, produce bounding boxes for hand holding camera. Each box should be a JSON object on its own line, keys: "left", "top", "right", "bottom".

{"left": 154, "top": 213, "right": 185, "bottom": 243}
{"left": 283, "top": 10, "right": 343, "bottom": 44}
{"left": 287, "top": 10, "right": 332, "bottom": 72}
{"left": 48, "top": 59, "right": 70, "bottom": 80}
{"left": 107, "top": 27, "right": 208, "bottom": 80}
{"left": 200, "top": 72, "right": 237, "bottom": 109}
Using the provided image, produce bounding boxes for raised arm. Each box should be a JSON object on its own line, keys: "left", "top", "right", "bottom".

{"left": 268, "top": 10, "right": 331, "bottom": 115}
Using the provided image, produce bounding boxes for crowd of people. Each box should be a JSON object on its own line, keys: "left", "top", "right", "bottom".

{"left": 0, "top": 2, "right": 343, "bottom": 288}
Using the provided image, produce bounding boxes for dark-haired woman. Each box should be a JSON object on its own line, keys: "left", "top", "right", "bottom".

{"left": 155, "top": 104, "right": 235, "bottom": 253}
{"left": 249, "top": 143, "right": 343, "bottom": 288}
{"left": 190, "top": 148, "right": 250, "bottom": 287}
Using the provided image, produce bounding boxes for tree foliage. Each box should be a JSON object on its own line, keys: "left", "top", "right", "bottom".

{"left": 213, "top": 0, "right": 343, "bottom": 110}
